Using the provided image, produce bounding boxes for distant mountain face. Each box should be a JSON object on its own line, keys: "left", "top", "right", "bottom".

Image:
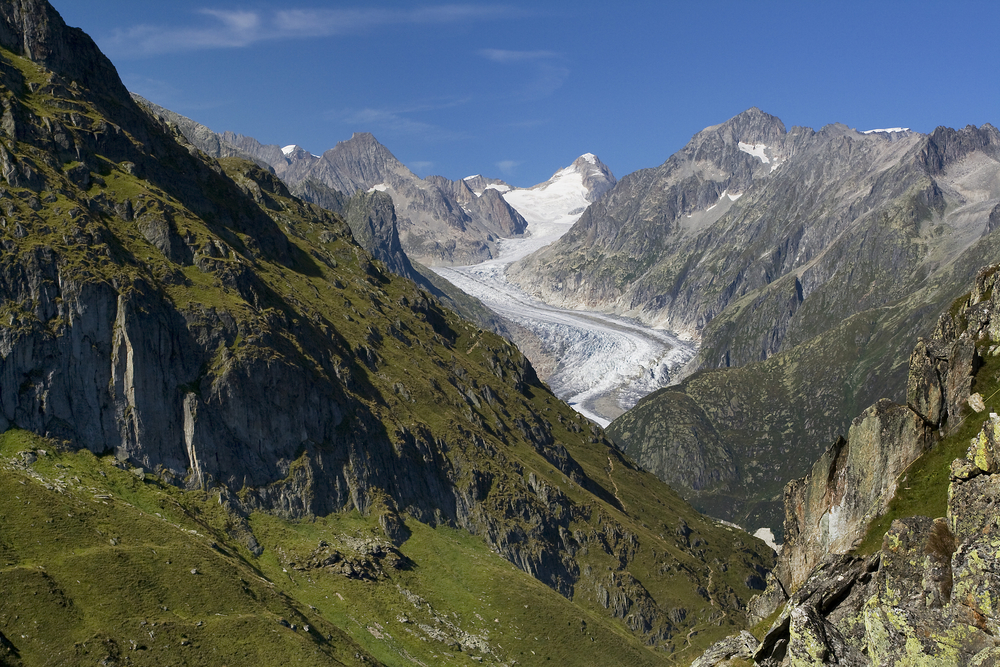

{"left": 510, "top": 108, "right": 967, "bottom": 349}
{"left": 539, "top": 108, "right": 1000, "bottom": 535}
{"left": 219, "top": 131, "right": 531, "bottom": 266}
{"left": 500, "top": 153, "right": 617, "bottom": 230}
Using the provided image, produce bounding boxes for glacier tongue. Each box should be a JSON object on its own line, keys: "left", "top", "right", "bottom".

{"left": 433, "top": 258, "right": 695, "bottom": 426}
{"left": 433, "top": 155, "right": 695, "bottom": 426}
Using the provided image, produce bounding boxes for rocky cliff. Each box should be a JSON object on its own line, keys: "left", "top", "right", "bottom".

{"left": 0, "top": 2, "right": 774, "bottom": 662}
{"left": 693, "top": 265, "right": 1000, "bottom": 665}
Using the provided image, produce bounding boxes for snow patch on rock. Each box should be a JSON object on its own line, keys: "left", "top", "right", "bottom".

{"left": 862, "top": 127, "right": 909, "bottom": 134}
{"left": 738, "top": 141, "right": 770, "bottom": 164}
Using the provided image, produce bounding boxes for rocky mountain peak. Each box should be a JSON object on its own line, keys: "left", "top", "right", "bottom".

{"left": 921, "top": 122, "right": 1000, "bottom": 174}
{"left": 702, "top": 107, "right": 787, "bottom": 147}
{"left": 0, "top": 0, "right": 131, "bottom": 108}
{"left": 569, "top": 153, "right": 617, "bottom": 202}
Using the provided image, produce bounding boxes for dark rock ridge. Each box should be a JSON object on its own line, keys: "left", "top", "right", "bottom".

{"left": 0, "top": 0, "right": 131, "bottom": 110}
{"left": 132, "top": 99, "right": 514, "bottom": 338}
{"left": 131, "top": 94, "right": 272, "bottom": 169}
{"left": 694, "top": 265, "right": 1000, "bottom": 665}
{"left": 135, "top": 103, "right": 531, "bottom": 267}
{"left": 604, "top": 109, "right": 1000, "bottom": 534}
{"left": 0, "top": 0, "right": 773, "bottom": 654}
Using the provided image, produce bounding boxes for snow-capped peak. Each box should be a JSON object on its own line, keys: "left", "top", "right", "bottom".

{"left": 281, "top": 144, "right": 299, "bottom": 156}
{"left": 862, "top": 127, "right": 910, "bottom": 134}
{"left": 463, "top": 174, "right": 481, "bottom": 181}
{"left": 501, "top": 154, "right": 614, "bottom": 236}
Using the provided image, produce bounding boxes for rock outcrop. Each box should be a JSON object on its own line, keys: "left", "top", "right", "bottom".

{"left": 775, "top": 266, "right": 1000, "bottom": 593}
{"left": 779, "top": 400, "right": 932, "bottom": 589}
{"left": 694, "top": 265, "right": 1000, "bottom": 665}
{"left": 744, "top": 432, "right": 1000, "bottom": 666}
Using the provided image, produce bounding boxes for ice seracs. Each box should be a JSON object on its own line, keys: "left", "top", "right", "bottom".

{"left": 428, "top": 153, "right": 698, "bottom": 428}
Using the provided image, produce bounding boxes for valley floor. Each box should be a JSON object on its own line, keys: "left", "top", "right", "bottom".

{"left": 432, "top": 222, "right": 695, "bottom": 426}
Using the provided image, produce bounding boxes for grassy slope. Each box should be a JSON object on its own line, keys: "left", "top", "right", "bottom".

{"left": 0, "top": 430, "right": 754, "bottom": 666}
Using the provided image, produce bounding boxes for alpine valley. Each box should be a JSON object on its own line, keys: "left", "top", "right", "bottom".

{"left": 2, "top": 2, "right": 1000, "bottom": 667}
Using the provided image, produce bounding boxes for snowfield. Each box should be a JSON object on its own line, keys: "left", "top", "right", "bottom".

{"left": 433, "top": 157, "right": 696, "bottom": 426}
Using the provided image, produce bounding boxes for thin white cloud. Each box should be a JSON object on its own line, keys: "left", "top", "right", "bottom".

{"left": 496, "top": 160, "right": 521, "bottom": 175}
{"left": 409, "top": 161, "right": 435, "bottom": 175}
{"left": 328, "top": 96, "right": 472, "bottom": 143}
{"left": 336, "top": 107, "right": 468, "bottom": 143}
{"left": 479, "top": 49, "right": 558, "bottom": 63}
{"left": 108, "top": 5, "right": 514, "bottom": 57}
{"left": 478, "top": 48, "right": 569, "bottom": 99}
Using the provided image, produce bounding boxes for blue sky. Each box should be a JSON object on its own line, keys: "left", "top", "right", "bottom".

{"left": 54, "top": 1, "right": 999, "bottom": 188}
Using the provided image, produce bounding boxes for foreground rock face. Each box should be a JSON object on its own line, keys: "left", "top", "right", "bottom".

{"left": 693, "top": 266, "right": 1000, "bottom": 665}
{"left": 695, "top": 417, "right": 1000, "bottom": 665}
{"left": 748, "top": 444, "right": 1000, "bottom": 666}
{"left": 776, "top": 266, "right": 1000, "bottom": 593}
{"left": 780, "top": 400, "right": 932, "bottom": 588}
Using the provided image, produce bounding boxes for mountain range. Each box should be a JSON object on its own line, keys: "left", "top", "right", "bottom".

{"left": 5, "top": 1, "right": 1000, "bottom": 665}
{"left": 502, "top": 108, "right": 1000, "bottom": 534}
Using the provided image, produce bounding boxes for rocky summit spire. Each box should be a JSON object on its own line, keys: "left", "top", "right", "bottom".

{"left": 0, "top": 0, "right": 132, "bottom": 107}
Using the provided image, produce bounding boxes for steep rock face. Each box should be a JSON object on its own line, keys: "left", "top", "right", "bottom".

{"left": 222, "top": 131, "right": 529, "bottom": 266}
{"left": 423, "top": 173, "right": 528, "bottom": 238}
{"left": 512, "top": 108, "right": 999, "bottom": 373}
{"left": 776, "top": 266, "right": 1000, "bottom": 592}
{"left": 696, "top": 265, "right": 1000, "bottom": 665}
{"left": 747, "top": 450, "right": 1000, "bottom": 666}
{"left": 0, "top": 0, "right": 131, "bottom": 110}
{"left": 780, "top": 401, "right": 931, "bottom": 588}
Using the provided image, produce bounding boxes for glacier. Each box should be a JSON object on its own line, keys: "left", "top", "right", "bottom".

{"left": 434, "top": 157, "right": 696, "bottom": 426}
